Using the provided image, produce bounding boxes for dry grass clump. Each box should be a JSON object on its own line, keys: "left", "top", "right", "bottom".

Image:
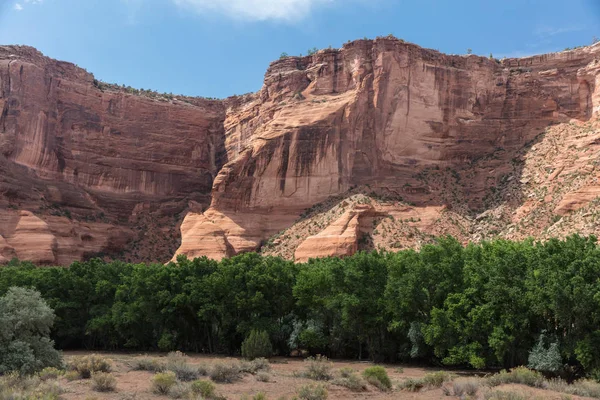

{"left": 399, "top": 371, "right": 453, "bottom": 392}
{"left": 67, "top": 354, "right": 112, "bottom": 379}
{"left": 336, "top": 374, "right": 367, "bottom": 391}
{"left": 297, "top": 383, "right": 328, "bottom": 400}
{"left": 210, "top": 362, "right": 243, "bottom": 383}
{"left": 362, "top": 366, "right": 392, "bottom": 391}
{"left": 165, "top": 351, "right": 201, "bottom": 382}
{"left": 152, "top": 371, "right": 177, "bottom": 395}
{"left": 298, "top": 355, "right": 333, "bottom": 381}
{"left": 240, "top": 358, "right": 271, "bottom": 374}
{"left": 190, "top": 379, "right": 216, "bottom": 397}
{"left": 483, "top": 367, "right": 600, "bottom": 399}
{"left": 0, "top": 372, "right": 64, "bottom": 400}
{"left": 91, "top": 372, "right": 117, "bottom": 392}
{"left": 38, "top": 367, "right": 64, "bottom": 381}
{"left": 64, "top": 370, "right": 80, "bottom": 381}
{"left": 167, "top": 382, "right": 190, "bottom": 399}
{"left": 486, "top": 366, "right": 544, "bottom": 388}
{"left": 399, "top": 378, "right": 424, "bottom": 392}
{"left": 133, "top": 356, "right": 166, "bottom": 372}
{"left": 484, "top": 390, "right": 527, "bottom": 400}
{"left": 451, "top": 379, "right": 480, "bottom": 396}
{"left": 546, "top": 378, "right": 600, "bottom": 398}
{"left": 422, "top": 371, "right": 453, "bottom": 388}
{"left": 255, "top": 371, "right": 271, "bottom": 382}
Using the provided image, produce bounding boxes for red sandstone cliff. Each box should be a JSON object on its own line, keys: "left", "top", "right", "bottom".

{"left": 175, "top": 38, "right": 600, "bottom": 262}
{"left": 0, "top": 45, "right": 226, "bottom": 264}
{"left": 2, "top": 39, "right": 600, "bottom": 265}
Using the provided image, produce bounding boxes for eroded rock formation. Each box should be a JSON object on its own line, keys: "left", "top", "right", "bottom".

{"left": 2, "top": 39, "right": 600, "bottom": 264}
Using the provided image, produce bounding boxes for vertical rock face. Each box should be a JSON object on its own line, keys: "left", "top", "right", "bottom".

{"left": 0, "top": 45, "right": 226, "bottom": 264}
{"left": 3, "top": 39, "right": 600, "bottom": 264}
{"left": 174, "top": 39, "right": 600, "bottom": 261}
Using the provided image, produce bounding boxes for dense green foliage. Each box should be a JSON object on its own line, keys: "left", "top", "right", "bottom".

{"left": 3, "top": 235, "right": 600, "bottom": 378}
{"left": 241, "top": 330, "right": 273, "bottom": 360}
{"left": 0, "top": 287, "right": 62, "bottom": 375}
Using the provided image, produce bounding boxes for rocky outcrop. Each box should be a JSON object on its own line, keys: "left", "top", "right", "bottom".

{"left": 3, "top": 39, "right": 600, "bottom": 264}
{"left": 294, "top": 204, "right": 375, "bottom": 263}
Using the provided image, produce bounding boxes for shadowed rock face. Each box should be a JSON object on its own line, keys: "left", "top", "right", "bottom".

{"left": 2, "top": 39, "right": 600, "bottom": 264}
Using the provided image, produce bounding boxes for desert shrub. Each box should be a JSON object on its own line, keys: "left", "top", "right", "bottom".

{"left": 164, "top": 351, "right": 199, "bottom": 382}
{"left": 395, "top": 367, "right": 404, "bottom": 373}
{"left": 67, "top": 354, "right": 112, "bottom": 379}
{"left": 528, "top": 334, "right": 562, "bottom": 373}
{"left": 210, "top": 362, "right": 242, "bottom": 383}
{"left": 484, "top": 391, "right": 527, "bottom": 400}
{"left": 256, "top": 372, "right": 271, "bottom": 382}
{"left": 64, "top": 370, "right": 80, "bottom": 381}
{"left": 241, "top": 330, "right": 273, "bottom": 360}
{"left": 133, "top": 357, "right": 165, "bottom": 372}
{"left": 399, "top": 378, "right": 424, "bottom": 392}
{"left": 332, "top": 372, "right": 367, "bottom": 391}
{"left": 297, "top": 383, "right": 328, "bottom": 400}
{"left": 91, "top": 372, "right": 117, "bottom": 392}
{"left": 168, "top": 361, "right": 199, "bottom": 382}
{"left": 422, "top": 371, "right": 453, "bottom": 388}
{"left": 486, "top": 366, "right": 545, "bottom": 388}
{"left": 362, "top": 366, "right": 391, "bottom": 390}
{"left": 338, "top": 367, "right": 355, "bottom": 378}
{"left": 0, "top": 373, "right": 64, "bottom": 400}
{"left": 452, "top": 379, "right": 480, "bottom": 396}
{"left": 253, "top": 393, "right": 267, "bottom": 400}
{"left": 301, "top": 355, "right": 333, "bottom": 381}
{"left": 547, "top": 378, "right": 600, "bottom": 398}
{"left": 197, "top": 364, "right": 210, "bottom": 376}
{"left": 152, "top": 371, "right": 177, "bottom": 395}
{"left": 240, "top": 358, "right": 271, "bottom": 374}
{"left": 190, "top": 379, "right": 215, "bottom": 397}
{"left": 0, "top": 287, "right": 63, "bottom": 375}
{"left": 39, "top": 367, "right": 63, "bottom": 381}
{"left": 168, "top": 382, "right": 190, "bottom": 399}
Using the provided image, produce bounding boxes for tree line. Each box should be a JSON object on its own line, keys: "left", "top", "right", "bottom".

{"left": 1, "top": 235, "right": 600, "bottom": 378}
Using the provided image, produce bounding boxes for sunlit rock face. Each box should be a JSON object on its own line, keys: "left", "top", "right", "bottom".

{"left": 175, "top": 39, "right": 600, "bottom": 261}
{"left": 3, "top": 40, "right": 600, "bottom": 264}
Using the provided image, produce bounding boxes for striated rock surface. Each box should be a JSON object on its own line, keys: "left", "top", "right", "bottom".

{"left": 3, "top": 39, "right": 600, "bottom": 264}
{"left": 0, "top": 45, "right": 226, "bottom": 264}
{"left": 176, "top": 39, "right": 600, "bottom": 262}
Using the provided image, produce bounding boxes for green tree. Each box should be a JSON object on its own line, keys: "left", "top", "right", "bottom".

{"left": 241, "top": 329, "right": 273, "bottom": 360}
{"left": 0, "top": 287, "right": 62, "bottom": 374}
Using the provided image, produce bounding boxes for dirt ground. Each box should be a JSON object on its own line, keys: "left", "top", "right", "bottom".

{"left": 59, "top": 352, "right": 594, "bottom": 400}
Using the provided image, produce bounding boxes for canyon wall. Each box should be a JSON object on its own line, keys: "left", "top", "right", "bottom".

{"left": 1, "top": 39, "right": 600, "bottom": 264}
{"left": 175, "top": 39, "right": 600, "bottom": 261}
{"left": 0, "top": 45, "right": 226, "bottom": 264}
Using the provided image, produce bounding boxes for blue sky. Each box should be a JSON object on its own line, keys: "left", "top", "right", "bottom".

{"left": 0, "top": 0, "right": 599, "bottom": 98}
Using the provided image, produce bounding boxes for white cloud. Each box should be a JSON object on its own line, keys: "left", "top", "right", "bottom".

{"left": 171, "top": 0, "right": 335, "bottom": 21}
{"left": 13, "top": 0, "right": 43, "bottom": 10}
